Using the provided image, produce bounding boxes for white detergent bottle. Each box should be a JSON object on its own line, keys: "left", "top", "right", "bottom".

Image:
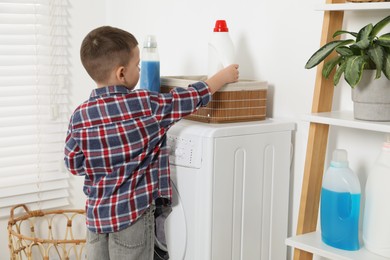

{"left": 320, "top": 149, "right": 361, "bottom": 251}
{"left": 207, "top": 20, "right": 235, "bottom": 78}
{"left": 363, "top": 134, "right": 390, "bottom": 257}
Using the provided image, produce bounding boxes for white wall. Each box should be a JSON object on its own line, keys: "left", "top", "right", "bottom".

{"left": 3, "top": 0, "right": 388, "bottom": 259}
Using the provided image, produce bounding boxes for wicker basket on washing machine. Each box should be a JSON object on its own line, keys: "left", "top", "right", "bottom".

{"left": 8, "top": 204, "right": 86, "bottom": 260}
{"left": 161, "top": 76, "right": 268, "bottom": 123}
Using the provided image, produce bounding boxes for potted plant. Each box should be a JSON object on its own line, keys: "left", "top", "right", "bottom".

{"left": 305, "top": 15, "right": 390, "bottom": 87}
{"left": 305, "top": 15, "right": 390, "bottom": 121}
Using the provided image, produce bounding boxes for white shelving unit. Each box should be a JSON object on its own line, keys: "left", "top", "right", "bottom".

{"left": 316, "top": 2, "right": 390, "bottom": 11}
{"left": 303, "top": 111, "right": 390, "bottom": 133}
{"left": 290, "top": 2, "right": 390, "bottom": 260}
{"left": 286, "top": 232, "right": 389, "bottom": 260}
{"left": 291, "top": 111, "right": 390, "bottom": 259}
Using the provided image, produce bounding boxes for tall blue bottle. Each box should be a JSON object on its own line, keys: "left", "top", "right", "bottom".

{"left": 320, "top": 149, "right": 361, "bottom": 251}
{"left": 140, "top": 35, "right": 160, "bottom": 92}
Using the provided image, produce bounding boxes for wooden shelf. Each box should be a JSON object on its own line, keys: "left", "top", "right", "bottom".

{"left": 316, "top": 2, "right": 390, "bottom": 11}
{"left": 286, "top": 232, "right": 389, "bottom": 260}
{"left": 303, "top": 111, "right": 390, "bottom": 133}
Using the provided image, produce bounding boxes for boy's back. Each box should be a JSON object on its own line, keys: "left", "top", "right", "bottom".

{"left": 65, "top": 83, "right": 211, "bottom": 233}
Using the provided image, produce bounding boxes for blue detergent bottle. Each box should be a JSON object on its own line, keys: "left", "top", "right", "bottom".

{"left": 320, "top": 149, "right": 361, "bottom": 251}
{"left": 140, "top": 35, "right": 160, "bottom": 92}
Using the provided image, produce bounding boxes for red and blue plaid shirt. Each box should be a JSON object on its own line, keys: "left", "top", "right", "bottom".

{"left": 64, "top": 82, "right": 211, "bottom": 233}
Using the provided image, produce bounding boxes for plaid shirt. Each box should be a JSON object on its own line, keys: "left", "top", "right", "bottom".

{"left": 64, "top": 82, "right": 211, "bottom": 233}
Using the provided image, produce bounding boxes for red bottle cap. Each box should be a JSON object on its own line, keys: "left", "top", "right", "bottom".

{"left": 213, "top": 20, "right": 229, "bottom": 32}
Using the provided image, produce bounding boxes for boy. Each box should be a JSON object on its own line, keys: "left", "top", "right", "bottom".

{"left": 64, "top": 25, "right": 239, "bottom": 260}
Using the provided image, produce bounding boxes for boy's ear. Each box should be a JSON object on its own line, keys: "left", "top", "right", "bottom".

{"left": 115, "top": 66, "right": 126, "bottom": 83}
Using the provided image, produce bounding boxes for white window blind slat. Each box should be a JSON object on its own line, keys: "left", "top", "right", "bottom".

{"left": 0, "top": 66, "right": 69, "bottom": 76}
{"left": 0, "top": 1, "right": 55, "bottom": 6}
{"left": 0, "top": 15, "right": 52, "bottom": 25}
{"left": 0, "top": 142, "right": 63, "bottom": 157}
{"left": 0, "top": 162, "right": 66, "bottom": 180}
{"left": 0, "top": 0, "right": 70, "bottom": 217}
{"left": 0, "top": 56, "right": 68, "bottom": 66}
{"left": 1, "top": 179, "right": 69, "bottom": 199}
{"left": 0, "top": 152, "right": 64, "bottom": 168}
{"left": 0, "top": 2, "right": 68, "bottom": 12}
{"left": 0, "top": 124, "right": 66, "bottom": 137}
{"left": 0, "top": 189, "right": 69, "bottom": 209}
{"left": 0, "top": 0, "right": 50, "bottom": 3}
{"left": 0, "top": 0, "right": 51, "bottom": 4}
{"left": 0, "top": 46, "right": 67, "bottom": 56}
{"left": 0, "top": 198, "right": 70, "bottom": 218}
{"left": 0, "top": 24, "right": 51, "bottom": 34}
{"left": 0, "top": 116, "right": 68, "bottom": 128}
{"left": 0, "top": 85, "right": 68, "bottom": 95}
{"left": 0, "top": 35, "right": 68, "bottom": 45}
{"left": 0, "top": 95, "right": 67, "bottom": 106}
{"left": 0, "top": 4, "right": 51, "bottom": 15}
{"left": 0, "top": 76, "right": 67, "bottom": 86}
{"left": 0, "top": 104, "right": 68, "bottom": 118}
{"left": 0, "top": 133, "right": 65, "bottom": 147}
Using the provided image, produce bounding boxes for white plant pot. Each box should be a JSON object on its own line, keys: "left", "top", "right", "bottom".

{"left": 351, "top": 70, "right": 390, "bottom": 121}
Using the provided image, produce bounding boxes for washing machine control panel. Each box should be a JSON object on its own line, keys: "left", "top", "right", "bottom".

{"left": 167, "top": 134, "right": 202, "bottom": 168}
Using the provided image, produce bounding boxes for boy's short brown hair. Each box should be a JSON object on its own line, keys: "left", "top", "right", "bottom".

{"left": 80, "top": 26, "right": 138, "bottom": 83}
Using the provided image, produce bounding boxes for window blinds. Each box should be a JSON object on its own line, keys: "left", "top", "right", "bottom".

{"left": 0, "top": 0, "right": 70, "bottom": 217}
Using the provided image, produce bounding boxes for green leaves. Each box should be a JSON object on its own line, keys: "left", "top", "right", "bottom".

{"left": 336, "top": 46, "right": 354, "bottom": 56}
{"left": 368, "top": 45, "right": 384, "bottom": 79}
{"left": 353, "top": 38, "right": 371, "bottom": 49}
{"left": 305, "top": 40, "right": 354, "bottom": 69}
{"left": 323, "top": 56, "right": 342, "bottom": 79}
{"left": 377, "top": 33, "right": 390, "bottom": 47}
{"left": 334, "top": 60, "right": 347, "bottom": 86}
{"left": 354, "top": 23, "right": 373, "bottom": 49}
{"left": 383, "top": 51, "right": 390, "bottom": 80}
{"left": 344, "top": 56, "right": 366, "bottom": 88}
{"left": 333, "top": 30, "right": 358, "bottom": 38}
{"left": 371, "top": 15, "right": 390, "bottom": 37}
{"left": 305, "top": 15, "right": 390, "bottom": 87}
{"left": 357, "top": 23, "right": 373, "bottom": 41}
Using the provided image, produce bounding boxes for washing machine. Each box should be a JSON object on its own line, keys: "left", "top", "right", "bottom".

{"left": 165, "top": 119, "right": 294, "bottom": 260}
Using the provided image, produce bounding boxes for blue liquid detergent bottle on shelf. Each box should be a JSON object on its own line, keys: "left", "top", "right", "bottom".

{"left": 320, "top": 149, "right": 361, "bottom": 251}
{"left": 140, "top": 35, "right": 160, "bottom": 92}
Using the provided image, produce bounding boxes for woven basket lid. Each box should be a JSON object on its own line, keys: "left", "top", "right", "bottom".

{"left": 161, "top": 76, "right": 268, "bottom": 92}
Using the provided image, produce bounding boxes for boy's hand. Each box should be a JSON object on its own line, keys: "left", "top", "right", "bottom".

{"left": 205, "top": 64, "right": 239, "bottom": 94}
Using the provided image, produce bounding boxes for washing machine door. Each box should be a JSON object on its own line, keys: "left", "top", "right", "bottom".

{"left": 165, "top": 171, "right": 187, "bottom": 260}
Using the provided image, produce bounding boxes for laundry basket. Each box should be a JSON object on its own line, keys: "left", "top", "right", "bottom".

{"left": 161, "top": 76, "right": 268, "bottom": 123}
{"left": 8, "top": 204, "right": 86, "bottom": 260}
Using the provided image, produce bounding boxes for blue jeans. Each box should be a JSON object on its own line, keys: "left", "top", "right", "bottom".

{"left": 86, "top": 205, "right": 155, "bottom": 260}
